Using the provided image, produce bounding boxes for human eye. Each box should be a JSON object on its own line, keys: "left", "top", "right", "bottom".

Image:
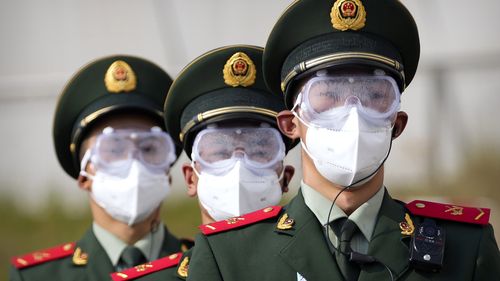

{"left": 201, "top": 149, "right": 232, "bottom": 163}
{"left": 368, "top": 91, "right": 386, "bottom": 101}
{"left": 139, "top": 138, "right": 170, "bottom": 164}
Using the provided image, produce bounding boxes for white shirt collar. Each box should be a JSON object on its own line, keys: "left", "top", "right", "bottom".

{"left": 92, "top": 222, "right": 165, "bottom": 265}
{"left": 301, "top": 181, "right": 385, "bottom": 241}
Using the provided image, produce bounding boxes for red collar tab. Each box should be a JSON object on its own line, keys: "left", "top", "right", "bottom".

{"left": 11, "top": 242, "right": 76, "bottom": 269}
{"left": 406, "top": 200, "right": 490, "bottom": 225}
{"left": 110, "top": 252, "right": 182, "bottom": 281}
{"left": 200, "top": 206, "right": 282, "bottom": 235}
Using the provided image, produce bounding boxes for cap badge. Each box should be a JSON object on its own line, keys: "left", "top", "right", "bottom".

{"left": 104, "top": 60, "right": 137, "bottom": 93}
{"left": 223, "top": 52, "right": 256, "bottom": 87}
{"left": 331, "top": 0, "right": 366, "bottom": 31}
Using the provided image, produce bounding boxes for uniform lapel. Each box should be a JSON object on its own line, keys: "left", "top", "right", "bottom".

{"left": 277, "top": 191, "right": 345, "bottom": 281}
{"left": 358, "top": 190, "right": 411, "bottom": 281}
{"left": 77, "top": 228, "right": 116, "bottom": 281}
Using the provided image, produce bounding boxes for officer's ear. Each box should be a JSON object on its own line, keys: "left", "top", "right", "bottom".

{"left": 77, "top": 172, "right": 92, "bottom": 192}
{"left": 182, "top": 162, "right": 198, "bottom": 197}
{"left": 77, "top": 158, "right": 93, "bottom": 191}
{"left": 392, "top": 111, "right": 408, "bottom": 140}
{"left": 280, "top": 165, "right": 295, "bottom": 193}
{"left": 277, "top": 110, "right": 300, "bottom": 140}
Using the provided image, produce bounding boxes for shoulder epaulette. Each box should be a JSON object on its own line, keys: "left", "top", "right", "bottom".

{"left": 110, "top": 252, "right": 182, "bottom": 281}
{"left": 406, "top": 200, "right": 490, "bottom": 225}
{"left": 11, "top": 242, "right": 76, "bottom": 269}
{"left": 199, "top": 206, "right": 282, "bottom": 235}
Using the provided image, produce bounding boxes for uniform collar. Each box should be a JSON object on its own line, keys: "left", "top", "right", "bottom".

{"left": 301, "top": 181, "right": 385, "bottom": 242}
{"left": 92, "top": 222, "right": 165, "bottom": 266}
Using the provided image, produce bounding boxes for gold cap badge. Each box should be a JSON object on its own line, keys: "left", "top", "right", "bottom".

{"left": 104, "top": 60, "right": 137, "bottom": 93}
{"left": 223, "top": 52, "right": 256, "bottom": 87}
{"left": 331, "top": 0, "right": 366, "bottom": 31}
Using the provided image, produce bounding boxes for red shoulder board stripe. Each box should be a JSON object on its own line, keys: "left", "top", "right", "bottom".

{"left": 11, "top": 242, "right": 76, "bottom": 269}
{"left": 406, "top": 200, "right": 490, "bottom": 225}
{"left": 110, "top": 252, "right": 182, "bottom": 281}
{"left": 199, "top": 206, "right": 282, "bottom": 235}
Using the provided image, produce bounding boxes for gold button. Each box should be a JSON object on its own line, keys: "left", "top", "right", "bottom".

{"left": 263, "top": 207, "right": 274, "bottom": 213}
{"left": 63, "top": 243, "right": 73, "bottom": 251}
{"left": 416, "top": 203, "right": 426, "bottom": 208}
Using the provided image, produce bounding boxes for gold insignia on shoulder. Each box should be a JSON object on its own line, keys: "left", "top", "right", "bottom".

{"left": 169, "top": 253, "right": 179, "bottom": 260}
{"left": 104, "top": 60, "right": 137, "bottom": 93}
{"left": 475, "top": 208, "right": 485, "bottom": 221}
{"left": 205, "top": 224, "right": 216, "bottom": 230}
{"left": 399, "top": 213, "right": 415, "bottom": 236}
{"left": 116, "top": 272, "right": 128, "bottom": 279}
{"left": 331, "top": 0, "right": 366, "bottom": 31}
{"left": 17, "top": 258, "right": 28, "bottom": 266}
{"left": 177, "top": 256, "right": 189, "bottom": 278}
{"left": 223, "top": 52, "right": 256, "bottom": 87}
{"left": 226, "top": 217, "right": 245, "bottom": 225}
{"left": 32, "top": 252, "right": 50, "bottom": 261}
{"left": 277, "top": 213, "right": 295, "bottom": 230}
{"left": 72, "top": 247, "right": 88, "bottom": 266}
{"left": 445, "top": 205, "right": 464, "bottom": 216}
{"left": 135, "top": 263, "right": 153, "bottom": 272}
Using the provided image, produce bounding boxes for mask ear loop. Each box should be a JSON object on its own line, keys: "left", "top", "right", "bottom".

{"left": 190, "top": 159, "right": 202, "bottom": 178}
{"left": 79, "top": 149, "right": 95, "bottom": 180}
{"left": 291, "top": 102, "right": 324, "bottom": 168}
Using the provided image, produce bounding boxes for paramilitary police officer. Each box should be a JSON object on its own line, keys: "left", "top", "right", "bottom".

{"left": 112, "top": 45, "right": 297, "bottom": 281}
{"left": 186, "top": 0, "right": 500, "bottom": 280}
{"left": 9, "top": 55, "right": 192, "bottom": 281}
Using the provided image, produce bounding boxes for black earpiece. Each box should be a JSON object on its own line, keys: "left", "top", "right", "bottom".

{"left": 349, "top": 252, "right": 377, "bottom": 264}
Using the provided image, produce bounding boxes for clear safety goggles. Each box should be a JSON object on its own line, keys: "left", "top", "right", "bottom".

{"left": 191, "top": 126, "right": 286, "bottom": 173}
{"left": 82, "top": 126, "right": 176, "bottom": 173}
{"left": 293, "top": 74, "right": 401, "bottom": 129}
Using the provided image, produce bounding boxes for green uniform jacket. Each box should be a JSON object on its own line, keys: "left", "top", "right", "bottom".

{"left": 9, "top": 227, "right": 183, "bottom": 281}
{"left": 187, "top": 190, "right": 500, "bottom": 281}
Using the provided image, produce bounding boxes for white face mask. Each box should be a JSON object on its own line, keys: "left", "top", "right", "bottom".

{"left": 300, "top": 107, "right": 393, "bottom": 187}
{"left": 195, "top": 161, "right": 283, "bottom": 221}
{"left": 84, "top": 160, "right": 170, "bottom": 226}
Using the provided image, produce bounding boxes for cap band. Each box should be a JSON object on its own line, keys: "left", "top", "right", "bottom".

{"left": 180, "top": 106, "right": 278, "bottom": 142}
{"left": 281, "top": 51, "right": 404, "bottom": 92}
